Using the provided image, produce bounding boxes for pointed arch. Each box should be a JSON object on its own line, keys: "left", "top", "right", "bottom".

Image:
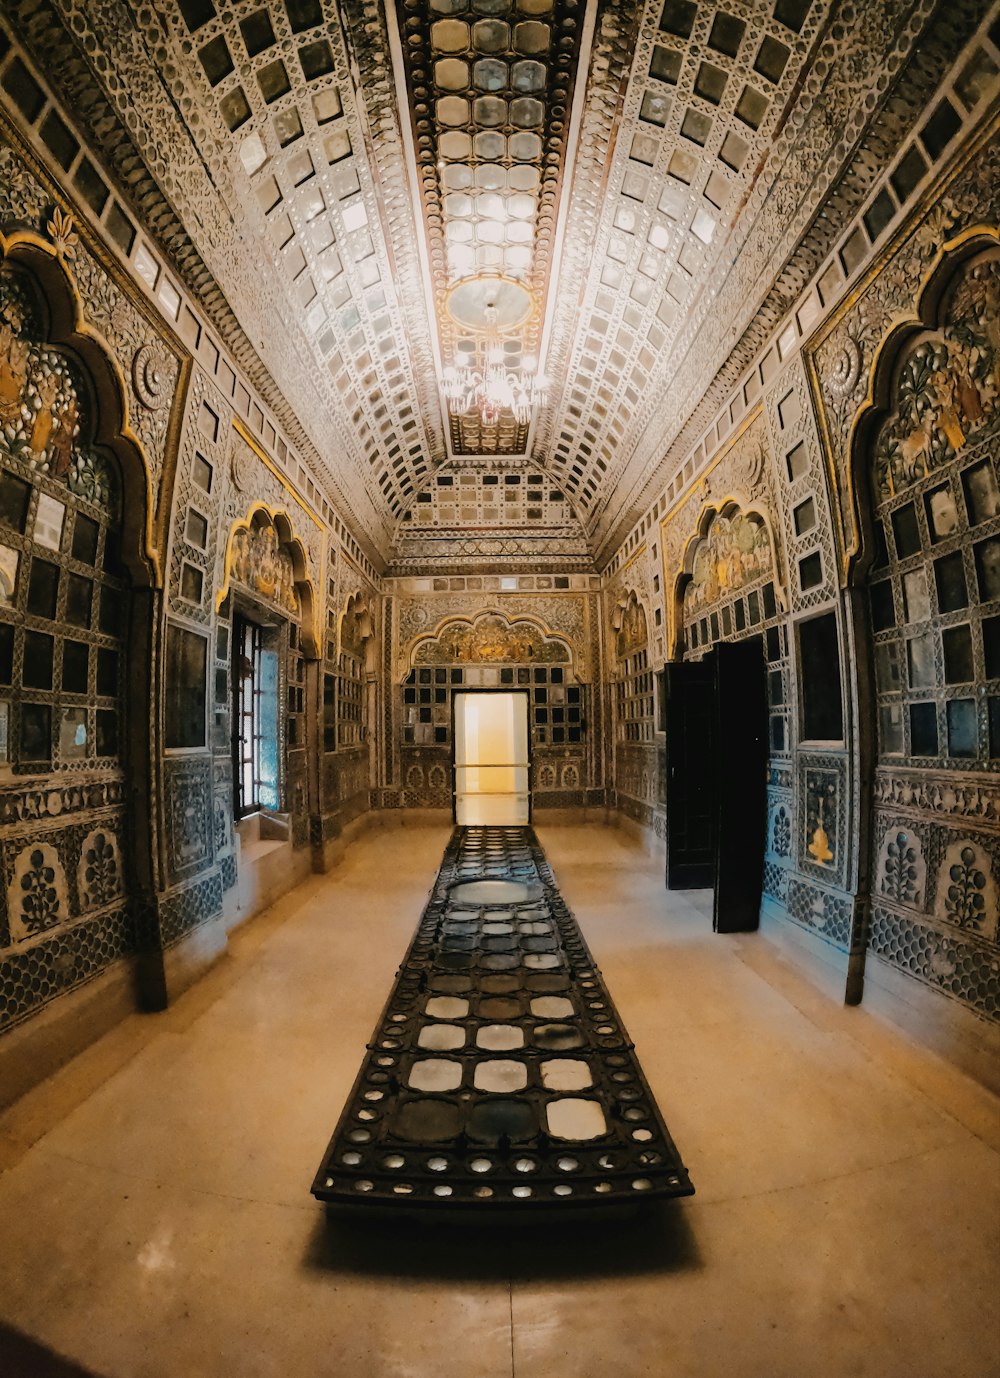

{"left": 217, "top": 502, "right": 320, "bottom": 656}
{"left": 610, "top": 589, "right": 649, "bottom": 665}
{"left": 339, "top": 589, "right": 377, "bottom": 676}
{"left": 0, "top": 226, "right": 159, "bottom": 587}
{"left": 669, "top": 499, "right": 782, "bottom": 658}
{"left": 843, "top": 225, "right": 1000, "bottom": 588}
{"left": 404, "top": 607, "right": 575, "bottom": 679}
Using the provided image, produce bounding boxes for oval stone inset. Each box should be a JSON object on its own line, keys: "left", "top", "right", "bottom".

{"left": 408, "top": 1059, "right": 463, "bottom": 1092}
{"left": 473, "top": 1059, "right": 528, "bottom": 1093}
{"left": 546, "top": 1098, "right": 608, "bottom": 1141}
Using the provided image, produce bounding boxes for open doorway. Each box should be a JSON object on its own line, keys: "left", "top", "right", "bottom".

{"left": 664, "top": 637, "right": 768, "bottom": 932}
{"left": 453, "top": 691, "right": 530, "bottom": 825}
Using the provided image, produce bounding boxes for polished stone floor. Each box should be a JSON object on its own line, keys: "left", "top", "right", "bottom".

{"left": 0, "top": 822, "right": 997, "bottom": 1378}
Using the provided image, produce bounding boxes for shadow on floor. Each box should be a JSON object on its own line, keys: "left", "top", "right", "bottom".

{"left": 304, "top": 1198, "right": 702, "bottom": 1283}
{"left": 0, "top": 1323, "right": 104, "bottom": 1378}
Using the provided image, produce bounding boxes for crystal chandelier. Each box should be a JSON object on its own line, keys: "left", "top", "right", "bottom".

{"left": 442, "top": 304, "right": 549, "bottom": 428}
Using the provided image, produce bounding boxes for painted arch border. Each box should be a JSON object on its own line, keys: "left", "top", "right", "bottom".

{"left": 402, "top": 607, "right": 577, "bottom": 682}
{"left": 0, "top": 226, "right": 164, "bottom": 588}
{"left": 839, "top": 224, "right": 1000, "bottom": 590}
{"left": 216, "top": 501, "right": 321, "bottom": 658}
{"left": 666, "top": 496, "right": 786, "bottom": 660}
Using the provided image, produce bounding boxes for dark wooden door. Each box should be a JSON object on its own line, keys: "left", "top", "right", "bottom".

{"left": 713, "top": 638, "right": 768, "bottom": 933}
{"left": 665, "top": 656, "right": 717, "bottom": 889}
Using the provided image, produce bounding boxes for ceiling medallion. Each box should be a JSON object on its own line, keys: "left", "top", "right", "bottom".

{"left": 445, "top": 275, "right": 533, "bottom": 333}
{"left": 443, "top": 275, "right": 548, "bottom": 427}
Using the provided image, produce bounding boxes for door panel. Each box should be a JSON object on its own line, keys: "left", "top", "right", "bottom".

{"left": 665, "top": 657, "right": 717, "bottom": 889}
{"left": 713, "top": 638, "right": 768, "bottom": 933}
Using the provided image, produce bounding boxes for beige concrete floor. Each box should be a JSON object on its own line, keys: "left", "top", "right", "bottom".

{"left": 0, "top": 821, "right": 997, "bottom": 1378}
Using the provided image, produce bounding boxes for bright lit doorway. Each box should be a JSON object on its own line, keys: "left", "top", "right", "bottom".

{"left": 453, "top": 691, "right": 530, "bottom": 825}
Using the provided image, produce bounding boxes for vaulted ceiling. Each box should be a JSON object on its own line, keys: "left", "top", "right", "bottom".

{"left": 7, "top": 0, "right": 985, "bottom": 569}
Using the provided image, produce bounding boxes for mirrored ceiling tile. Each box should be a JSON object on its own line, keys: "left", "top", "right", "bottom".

{"left": 239, "top": 130, "right": 267, "bottom": 175}
{"left": 443, "top": 163, "right": 474, "bottom": 189}
{"left": 473, "top": 19, "right": 511, "bottom": 51}
{"left": 437, "top": 95, "right": 471, "bottom": 125}
{"left": 509, "top": 165, "right": 540, "bottom": 192}
{"left": 514, "top": 20, "right": 550, "bottom": 53}
{"left": 477, "top": 190, "right": 506, "bottom": 218}
{"left": 475, "top": 163, "right": 507, "bottom": 189}
{"left": 474, "top": 130, "right": 507, "bottom": 159}
{"left": 273, "top": 106, "right": 304, "bottom": 147}
{"left": 508, "top": 131, "right": 542, "bottom": 159}
{"left": 473, "top": 57, "right": 508, "bottom": 90}
{"left": 448, "top": 243, "right": 476, "bottom": 273}
{"left": 647, "top": 220, "right": 670, "bottom": 250}
{"left": 312, "top": 87, "right": 342, "bottom": 124}
{"left": 640, "top": 89, "right": 671, "bottom": 126}
{"left": 614, "top": 202, "right": 637, "bottom": 233}
{"left": 476, "top": 219, "right": 505, "bottom": 243}
{"left": 681, "top": 107, "right": 713, "bottom": 147}
{"left": 509, "top": 96, "right": 544, "bottom": 127}
{"left": 431, "top": 0, "right": 470, "bottom": 12}
{"left": 435, "top": 58, "right": 470, "bottom": 90}
{"left": 507, "top": 193, "right": 536, "bottom": 219}
{"left": 445, "top": 191, "right": 474, "bottom": 216}
{"left": 621, "top": 167, "right": 650, "bottom": 201}
{"left": 473, "top": 0, "right": 513, "bottom": 13}
{"left": 690, "top": 207, "right": 716, "bottom": 244}
{"left": 440, "top": 129, "right": 473, "bottom": 159}
{"left": 506, "top": 220, "right": 533, "bottom": 243}
{"left": 473, "top": 94, "right": 508, "bottom": 125}
{"left": 257, "top": 57, "right": 290, "bottom": 103}
{"left": 431, "top": 19, "right": 471, "bottom": 52}
{"left": 511, "top": 59, "right": 546, "bottom": 92}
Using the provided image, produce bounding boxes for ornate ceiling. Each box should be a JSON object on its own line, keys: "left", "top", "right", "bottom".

{"left": 4, "top": 0, "right": 989, "bottom": 569}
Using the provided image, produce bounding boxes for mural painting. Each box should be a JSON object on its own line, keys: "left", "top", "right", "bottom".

{"left": 0, "top": 269, "right": 116, "bottom": 511}
{"left": 683, "top": 511, "right": 774, "bottom": 619}
{"left": 874, "top": 257, "right": 1000, "bottom": 501}
{"left": 414, "top": 611, "right": 571, "bottom": 667}
{"left": 229, "top": 520, "right": 299, "bottom": 614}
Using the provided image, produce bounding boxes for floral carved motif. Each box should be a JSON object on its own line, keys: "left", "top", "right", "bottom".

{"left": 877, "top": 828, "right": 925, "bottom": 909}
{"left": 131, "top": 343, "right": 169, "bottom": 410}
{"left": 8, "top": 842, "right": 67, "bottom": 941}
{"left": 772, "top": 805, "right": 791, "bottom": 859}
{"left": 935, "top": 839, "right": 997, "bottom": 938}
{"left": 77, "top": 829, "right": 123, "bottom": 911}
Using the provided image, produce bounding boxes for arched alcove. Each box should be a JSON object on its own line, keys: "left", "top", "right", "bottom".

{"left": 849, "top": 237, "right": 1000, "bottom": 1019}
{"left": 671, "top": 501, "right": 781, "bottom": 659}
{"left": 217, "top": 503, "right": 319, "bottom": 658}
{"left": 0, "top": 228, "right": 157, "bottom": 984}
{"left": 0, "top": 228, "right": 155, "bottom": 587}
{"left": 339, "top": 589, "right": 377, "bottom": 676}
{"left": 407, "top": 608, "right": 575, "bottom": 675}
{"left": 845, "top": 229, "right": 1000, "bottom": 585}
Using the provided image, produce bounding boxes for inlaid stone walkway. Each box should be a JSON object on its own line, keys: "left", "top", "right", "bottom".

{"left": 312, "top": 826, "right": 693, "bottom": 1209}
